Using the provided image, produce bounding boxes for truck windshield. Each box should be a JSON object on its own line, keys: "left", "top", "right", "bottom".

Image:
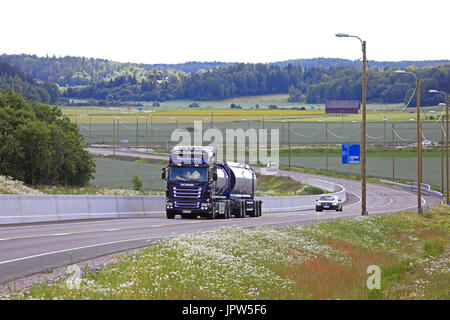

{"left": 169, "top": 167, "right": 208, "bottom": 182}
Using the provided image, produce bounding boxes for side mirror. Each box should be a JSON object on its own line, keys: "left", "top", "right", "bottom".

{"left": 212, "top": 172, "right": 217, "bottom": 181}
{"left": 161, "top": 167, "right": 167, "bottom": 180}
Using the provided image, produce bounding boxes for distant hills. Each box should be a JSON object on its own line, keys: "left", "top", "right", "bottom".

{"left": 1, "top": 54, "right": 449, "bottom": 86}
{"left": 161, "top": 58, "right": 450, "bottom": 73}
{"left": 0, "top": 54, "right": 448, "bottom": 106}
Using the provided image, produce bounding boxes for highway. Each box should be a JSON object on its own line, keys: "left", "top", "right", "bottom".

{"left": 0, "top": 149, "right": 441, "bottom": 284}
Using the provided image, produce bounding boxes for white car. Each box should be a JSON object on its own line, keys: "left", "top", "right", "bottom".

{"left": 260, "top": 162, "right": 278, "bottom": 175}
{"left": 315, "top": 195, "right": 343, "bottom": 212}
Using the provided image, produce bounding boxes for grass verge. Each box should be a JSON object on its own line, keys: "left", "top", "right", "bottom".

{"left": 3, "top": 206, "right": 448, "bottom": 300}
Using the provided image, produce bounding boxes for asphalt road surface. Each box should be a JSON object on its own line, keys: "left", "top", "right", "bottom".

{"left": 0, "top": 149, "right": 441, "bottom": 284}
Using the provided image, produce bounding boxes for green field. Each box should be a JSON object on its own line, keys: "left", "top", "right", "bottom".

{"left": 91, "top": 158, "right": 166, "bottom": 190}
{"left": 68, "top": 95, "right": 447, "bottom": 192}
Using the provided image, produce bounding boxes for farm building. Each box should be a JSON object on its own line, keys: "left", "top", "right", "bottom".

{"left": 325, "top": 100, "right": 360, "bottom": 114}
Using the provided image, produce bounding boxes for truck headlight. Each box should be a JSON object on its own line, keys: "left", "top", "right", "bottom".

{"left": 166, "top": 201, "right": 173, "bottom": 209}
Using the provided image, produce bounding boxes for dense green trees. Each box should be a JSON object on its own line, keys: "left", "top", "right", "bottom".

{"left": 0, "top": 61, "right": 59, "bottom": 104}
{"left": 0, "top": 89, "right": 95, "bottom": 186}
{"left": 305, "top": 65, "right": 450, "bottom": 106}
{"left": 1, "top": 54, "right": 161, "bottom": 86}
{"left": 61, "top": 62, "right": 450, "bottom": 106}
{"left": 2, "top": 54, "right": 449, "bottom": 106}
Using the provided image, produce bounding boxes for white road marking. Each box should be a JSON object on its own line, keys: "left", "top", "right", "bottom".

{"left": 0, "top": 236, "right": 167, "bottom": 265}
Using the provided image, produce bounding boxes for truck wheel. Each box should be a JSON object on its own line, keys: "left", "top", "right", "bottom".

{"left": 241, "top": 200, "right": 246, "bottom": 218}
{"left": 207, "top": 203, "right": 216, "bottom": 220}
{"left": 255, "top": 200, "right": 261, "bottom": 217}
{"left": 166, "top": 211, "right": 175, "bottom": 219}
{"left": 249, "top": 201, "right": 256, "bottom": 217}
{"left": 207, "top": 210, "right": 215, "bottom": 219}
{"left": 236, "top": 201, "right": 243, "bottom": 218}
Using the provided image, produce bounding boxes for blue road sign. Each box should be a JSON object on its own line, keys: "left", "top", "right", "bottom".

{"left": 342, "top": 144, "right": 360, "bottom": 164}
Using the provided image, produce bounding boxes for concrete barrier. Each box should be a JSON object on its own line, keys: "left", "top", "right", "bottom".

{"left": 56, "top": 195, "right": 90, "bottom": 221}
{"left": 87, "top": 195, "right": 119, "bottom": 219}
{"left": 380, "top": 179, "right": 443, "bottom": 204}
{"left": 0, "top": 178, "right": 346, "bottom": 225}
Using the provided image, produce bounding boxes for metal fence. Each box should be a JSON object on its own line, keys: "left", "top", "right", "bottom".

{"left": 76, "top": 116, "right": 447, "bottom": 190}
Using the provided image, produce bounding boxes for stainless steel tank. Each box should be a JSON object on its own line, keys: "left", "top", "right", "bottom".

{"left": 227, "top": 162, "right": 257, "bottom": 196}
{"left": 215, "top": 162, "right": 256, "bottom": 197}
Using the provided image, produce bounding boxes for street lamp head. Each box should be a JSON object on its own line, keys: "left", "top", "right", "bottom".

{"left": 395, "top": 70, "right": 406, "bottom": 74}
{"left": 439, "top": 103, "right": 446, "bottom": 106}
{"left": 335, "top": 33, "right": 350, "bottom": 37}
{"left": 428, "top": 90, "right": 438, "bottom": 93}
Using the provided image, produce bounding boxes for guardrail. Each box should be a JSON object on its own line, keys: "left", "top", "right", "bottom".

{"left": 257, "top": 177, "right": 346, "bottom": 213}
{"left": 380, "top": 179, "right": 443, "bottom": 204}
{"left": 0, "top": 179, "right": 346, "bottom": 225}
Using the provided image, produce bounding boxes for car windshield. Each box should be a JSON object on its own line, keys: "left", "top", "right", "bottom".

{"left": 169, "top": 167, "right": 208, "bottom": 182}
{"left": 319, "top": 196, "right": 335, "bottom": 201}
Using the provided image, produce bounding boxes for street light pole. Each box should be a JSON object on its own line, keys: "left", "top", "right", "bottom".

{"left": 395, "top": 70, "right": 422, "bottom": 214}
{"left": 429, "top": 90, "right": 449, "bottom": 204}
{"left": 336, "top": 33, "right": 367, "bottom": 216}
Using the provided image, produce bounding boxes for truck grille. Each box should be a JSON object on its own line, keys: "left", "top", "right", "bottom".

{"left": 173, "top": 186, "right": 201, "bottom": 208}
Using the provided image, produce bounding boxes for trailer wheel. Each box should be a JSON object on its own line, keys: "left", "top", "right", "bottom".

{"left": 225, "top": 201, "right": 231, "bottom": 219}
{"left": 254, "top": 201, "right": 260, "bottom": 217}
{"left": 249, "top": 200, "right": 257, "bottom": 217}
{"left": 240, "top": 200, "right": 246, "bottom": 218}
{"left": 259, "top": 201, "right": 263, "bottom": 216}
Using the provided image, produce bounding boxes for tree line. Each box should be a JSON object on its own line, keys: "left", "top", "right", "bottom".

{"left": 1, "top": 54, "right": 449, "bottom": 106}
{"left": 62, "top": 63, "right": 450, "bottom": 106}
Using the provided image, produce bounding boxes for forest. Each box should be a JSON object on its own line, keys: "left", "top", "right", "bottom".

{"left": 0, "top": 61, "right": 59, "bottom": 104}
{"left": 63, "top": 63, "right": 450, "bottom": 106}
{"left": 1, "top": 54, "right": 449, "bottom": 106}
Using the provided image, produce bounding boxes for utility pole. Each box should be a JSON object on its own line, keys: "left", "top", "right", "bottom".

{"left": 446, "top": 94, "right": 449, "bottom": 205}
{"left": 89, "top": 115, "right": 92, "bottom": 146}
{"left": 113, "top": 119, "right": 116, "bottom": 159}
{"left": 442, "top": 116, "right": 445, "bottom": 198}
{"left": 325, "top": 123, "right": 329, "bottom": 171}
{"left": 392, "top": 122, "right": 395, "bottom": 182}
{"left": 211, "top": 112, "right": 214, "bottom": 129}
{"left": 417, "top": 76, "right": 422, "bottom": 214}
{"left": 428, "top": 90, "right": 449, "bottom": 204}
{"left": 288, "top": 121, "right": 291, "bottom": 168}
{"left": 361, "top": 39, "right": 367, "bottom": 216}
{"left": 146, "top": 117, "right": 149, "bottom": 152}
{"left": 136, "top": 116, "right": 139, "bottom": 148}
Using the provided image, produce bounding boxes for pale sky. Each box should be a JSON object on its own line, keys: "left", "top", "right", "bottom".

{"left": 2, "top": 0, "right": 449, "bottom": 64}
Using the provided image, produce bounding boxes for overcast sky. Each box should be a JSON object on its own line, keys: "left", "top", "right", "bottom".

{"left": 2, "top": 0, "right": 449, "bottom": 64}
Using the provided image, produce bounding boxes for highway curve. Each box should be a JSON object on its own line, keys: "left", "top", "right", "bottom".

{"left": 0, "top": 149, "right": 441, "bottom": 284}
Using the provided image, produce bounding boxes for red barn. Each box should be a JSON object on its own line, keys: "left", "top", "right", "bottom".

{"left": 325, "top": 100, "right": 361, "bottom": 114}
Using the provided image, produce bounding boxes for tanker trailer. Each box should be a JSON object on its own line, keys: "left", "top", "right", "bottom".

{"left": 161, "top": 146, "right": 262, "bottom": 219}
